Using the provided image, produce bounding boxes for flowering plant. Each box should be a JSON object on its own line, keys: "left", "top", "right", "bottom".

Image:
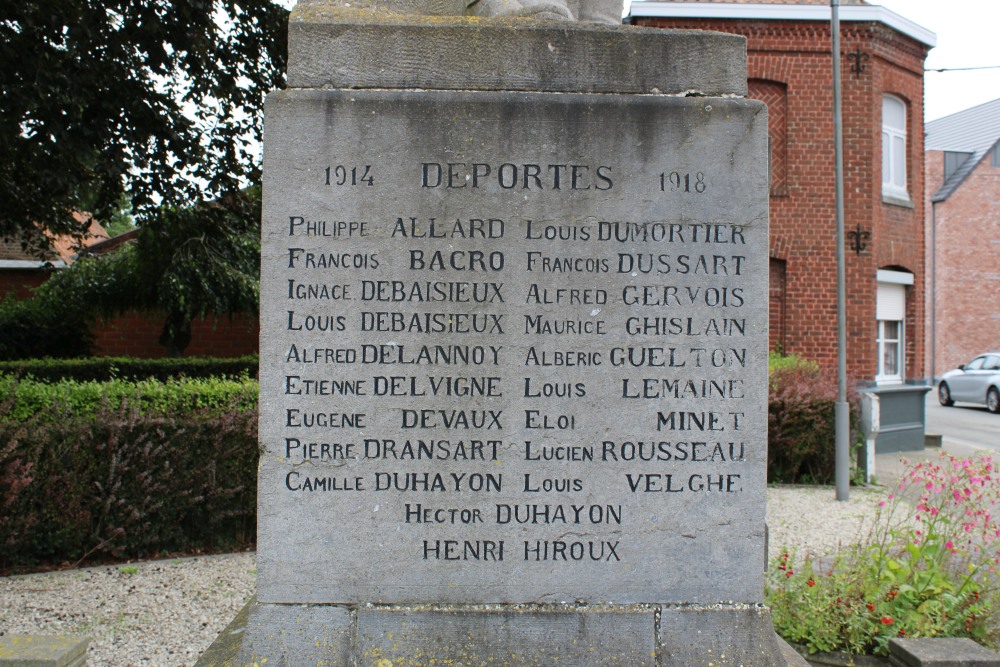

{"left": 767, "top": 453, "right": 999, "bottom": 656}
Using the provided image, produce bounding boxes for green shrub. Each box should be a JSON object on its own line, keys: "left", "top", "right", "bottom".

{"left": 0, "top": 355, "right": 258, "bottom": 383}
{"left": 768, "top": 351, "right": 820, "bottom": 375}
{"left": 0, "top": 378, "right": 258, "bottom": 570}
{"left": 767, "top": 354, "right": 861, "bottom": 484}
{"left": 0, "top": 294, "right": 93, "bottom": 360}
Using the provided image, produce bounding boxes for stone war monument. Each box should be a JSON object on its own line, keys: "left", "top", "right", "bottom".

{"left": 199, "top": 0, "right": 808, "bottom": 663}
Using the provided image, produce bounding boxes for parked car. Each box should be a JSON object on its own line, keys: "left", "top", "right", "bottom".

{"left": 938, "top": 352, "right": 1000, "bottom": 413}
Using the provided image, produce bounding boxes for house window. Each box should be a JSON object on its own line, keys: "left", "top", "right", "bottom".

{"left": 877, "top": 320, "right": 903, "bottom": 382}
{"left": 992, "top": 143, "right": 1000, "bottom": 168}
{"left": 944, "top": 151, "right": 972, "bottom": 180}
{"left": 876, "top": 270, "right": 912, "bottom": 384}
{"left": 882, "top": 95, "right": 908, "bottom": 199}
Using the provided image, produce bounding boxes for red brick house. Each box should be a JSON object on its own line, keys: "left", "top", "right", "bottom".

{"left": 925, "top": 98, "right": 1000, "bottom": 378}
{"left": 628, "top": 0, "right": 935, "bottom": 450}
{"left": 1, "top": 224, "right": 258, "bottom": 359}
{"left": 0, "top": 214, "right": 109, "bottom": 299}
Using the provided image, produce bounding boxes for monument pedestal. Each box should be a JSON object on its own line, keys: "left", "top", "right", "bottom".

{"left": 200, "top": 598, "right": 808, "bottom": 666}
{"left": 199, "top": 8, "right": 805, "bottom": 665}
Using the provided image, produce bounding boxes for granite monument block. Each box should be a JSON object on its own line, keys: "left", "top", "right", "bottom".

{"left": 197, "top": 4, "right": 801, "bottom": 665}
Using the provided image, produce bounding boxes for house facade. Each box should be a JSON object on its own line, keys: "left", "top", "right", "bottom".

{"left": 628, "top": 0, "right": 935, "bottom": 450}
{"left": 0, "top": 214, "right": 109, "bottom": 299}
{"left": 925, "top": 99, "right": 1000, "bottom": 379}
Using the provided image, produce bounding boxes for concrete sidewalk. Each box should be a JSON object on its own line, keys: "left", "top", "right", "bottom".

{"left": 873, "top": 439, "right": 996, "bottom": 487}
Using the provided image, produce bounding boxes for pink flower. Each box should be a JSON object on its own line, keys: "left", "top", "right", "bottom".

{"left": 946, "top": 540, "right": 955, "bottom": 550}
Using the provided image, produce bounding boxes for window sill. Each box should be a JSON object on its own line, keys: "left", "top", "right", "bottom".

{"left": 882, "top": 193, "right": 914, "bottom": 209}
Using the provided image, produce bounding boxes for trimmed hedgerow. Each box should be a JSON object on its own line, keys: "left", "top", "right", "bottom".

{"left": 0, "top": 378, "right": 258, "bottom": 570}
{"left": 0, "top": 355, "right": 258, "bottom": 383}
{"left": 767, "top": 353, "right": 862, "bottom": 484}
{"left": 0, "top": 374, "right": 257, "bottom": 422}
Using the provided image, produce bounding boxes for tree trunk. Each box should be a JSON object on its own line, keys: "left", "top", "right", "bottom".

{"left": 159, "top": 310, "right": 192, "bottom": 357}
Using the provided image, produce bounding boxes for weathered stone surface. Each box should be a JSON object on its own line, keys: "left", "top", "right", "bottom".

{"left": 659, "top": 605, "right": 796, "bottom": 666}
{"left": 287, "top": 10, "right": 748, "bottom": 95}
{"left": 298, "top": 0, "right": 466, "bottom": 16}
{"left": 357, "top": 607, "right": 656, "bottom": 665}
{"left": 199, "top": 601, "right": 806, "bottom": 665}
{"left": 235, "top": 600, "right": 352, "bottom": 666}
{"left": 194, "top": 601, "right": 254, "bottom": 667}
{"left": 258, "top": 87, "right": 769, "bottom": 606}
{"left": 0, "top": 635, "right": 89, "bottom": 667}
{"left": 889, "top": 638, "right": 1000, "bottom": 667}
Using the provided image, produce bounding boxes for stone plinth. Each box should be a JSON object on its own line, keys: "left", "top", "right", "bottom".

{"left": 0, "top": 635, "right": 89, "bottom": 667}
{"left": 889, "top": 638, "right": 1000, "bottom": 667}
{"left": 288, "top": 10, "right": 748, "bottom": 95}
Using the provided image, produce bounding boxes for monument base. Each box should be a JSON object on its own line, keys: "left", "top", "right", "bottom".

{"left": 197, "top": 598, "right": 807, "bottom": 666}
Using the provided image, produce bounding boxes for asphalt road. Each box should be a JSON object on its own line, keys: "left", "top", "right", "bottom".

{"left": 925, "top": 387, "right": 1000, "bottom": 453}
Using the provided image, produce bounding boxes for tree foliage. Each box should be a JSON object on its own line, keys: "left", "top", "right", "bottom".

{"left": 0, "top": 0, "right": 288, "bottom": 250}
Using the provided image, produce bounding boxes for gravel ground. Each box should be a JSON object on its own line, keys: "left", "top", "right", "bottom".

{"left": 0, "top": 486, "right": 888, "bottom": 666}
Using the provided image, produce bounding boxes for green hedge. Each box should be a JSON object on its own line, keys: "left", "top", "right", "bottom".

{"left": 0, "top": 374, "right": 257, "bottom": 422}
{"left": 0, "top": 377, "right": 258, "bottom": 570}
{"left": 0, "top": 294, "right": 93, "bottom": 360}
{"left": 0, "top": 355, "right": 258, "bottom": 383}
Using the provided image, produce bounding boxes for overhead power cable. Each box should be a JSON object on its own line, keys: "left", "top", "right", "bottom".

{"left": 926, "top": 65, "right": 1000, "bottom": 72}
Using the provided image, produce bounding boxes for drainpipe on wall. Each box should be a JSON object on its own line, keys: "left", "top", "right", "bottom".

{"left": 929, "top": 200, "right": 937, "bottom": 384}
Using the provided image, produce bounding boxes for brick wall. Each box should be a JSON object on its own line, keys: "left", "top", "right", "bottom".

{"left": 0, "top": 269, "right": 50, "bottom": 300}
{"left": 636, "top": 17, "right": 928, "bottom": 383}
{"left": 1, "top": 266, "right": 258, "bottom": 359}
{"left": 925, "top": 150, "right": 1000, "bottom": 376}
{"left": 91, "top": 310, "right": 259, "bottom": 358}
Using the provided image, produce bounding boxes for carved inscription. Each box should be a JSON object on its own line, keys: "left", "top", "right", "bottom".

{"left": 275, "top": 190, "right": 753, "bottom": 552}
{"left": 259, "top": 92, "right": 768, "bottom": 602}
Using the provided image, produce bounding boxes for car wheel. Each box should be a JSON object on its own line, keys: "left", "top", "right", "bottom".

{"left": 938, "top": 382, "right": 955, "bottom": 407}
{"left": 988, "top": 387, "right": 1000, "bottom": 414}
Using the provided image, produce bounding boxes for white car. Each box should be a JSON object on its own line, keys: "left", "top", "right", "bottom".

{"left": 938, "top": 352, "right": 1000, "bottom": 413}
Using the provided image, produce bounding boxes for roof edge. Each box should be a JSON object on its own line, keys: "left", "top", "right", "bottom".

{"left": 0, "top": 259, "right": 67, "bottom": 270}
{"left": 627, "top": 3, "right": 936, "bottom": 47}
{"left": 931, "top": 141, "right": 997, "bottom": 202}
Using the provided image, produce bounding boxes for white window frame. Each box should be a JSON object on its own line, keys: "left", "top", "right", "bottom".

{"left": 877, "top": 319, "right": 904, "bottom": 384}
{"left": 882, "top": 95, "right": 908, "bottom": 200}
{"left": 875, "top": 271, "right": 912, "bottom": 384}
